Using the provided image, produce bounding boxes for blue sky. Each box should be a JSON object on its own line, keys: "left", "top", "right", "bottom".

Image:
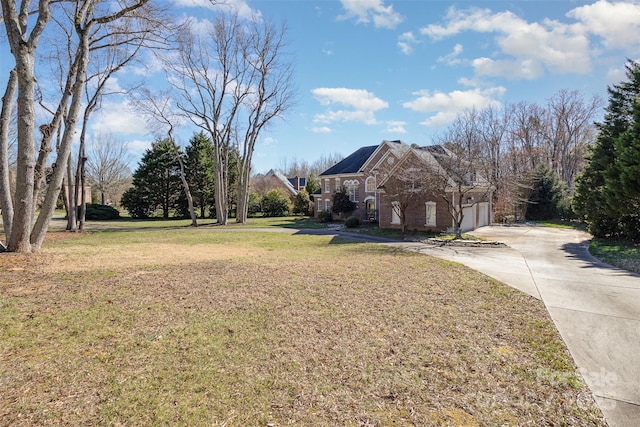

{"left": 4, "top": 0, "right": 640, "bottom": 174}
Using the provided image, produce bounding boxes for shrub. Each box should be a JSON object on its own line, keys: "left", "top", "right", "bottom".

{"left": 82, "top": 204, "right": 121, "bottom": 220}
{"left": 345, "top": 216, "right": 360, "bottom": 228}
{"left": 317, "top": 209, "right": 333, "bottom": 223}
{"left": 293, "top": 190, "right": 311, "bottom": 216}
{"left": 261, "top": 189, "right": 291, "bottom": 217}
{"left": 247, "top": 191, "right": 262, "bottom": 217}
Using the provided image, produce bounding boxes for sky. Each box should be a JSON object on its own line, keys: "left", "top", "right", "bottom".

{"left": 3, "top": 0, "right": 640, "bottom": 174}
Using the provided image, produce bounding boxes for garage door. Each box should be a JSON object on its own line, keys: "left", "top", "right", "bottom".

{"left": 477, "top": 202, "right": 489, "bottom": 228}
{"left": 461, "top": 206, "right": 474, "bottom": 232}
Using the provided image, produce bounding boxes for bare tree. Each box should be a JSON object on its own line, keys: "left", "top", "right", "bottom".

{"left": 310, "top": 152, "right": 344, "bottom": 177}
{"left": 167, "top": 12, "right": 294, "bottom": 225}
{"left": 131, "top": 87, "right": 198, "bottom": 226}
{"left": 0, "top": 69, "right": 17, "bottom": 242}
{"left": 542, "top": 89, "right": 601, "bottom": 190}
{"left": 427, "top": 142, "right": 493, "bottom": 239}
{"left": 1, "top": 0, "right": 52, "bottom": 252}
{"left": 1, "top": 0, "right": 168, "bottom": 252}
{"left": 377, "top": 152, "right": 431, "bottom": 237}
{"left": 85, "top": 133, "right": 132, "bottom": 207}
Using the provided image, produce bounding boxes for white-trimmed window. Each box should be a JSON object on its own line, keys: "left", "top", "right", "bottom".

{"left": 365, "top": 176, "right": 376, "bottom": 192}
{"left": 335, "top": 177, "right": 340, "bottom": 190}
{"left": 391, "top": 201, "right": 401, "bottom": 224}
{"left": 324, "top": 179, "right": 330, "bottom": 193}
{"left": 425, "top": 201, "right": 437, "bottom": 226}
{"left": 344, "top": 179, "right": 359, "bottom": 202}
{"left": 318, "top": 199, "right": 323, "bottom": 211}
{"left": 325, "top": 199, "right": 331, "bottom": 211}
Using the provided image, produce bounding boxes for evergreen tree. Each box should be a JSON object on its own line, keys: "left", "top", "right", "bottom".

{"left": 574, "top": 60, "right": 640, "bottom": 239}
{"left": 525, "top": 166, "right": 569, "bottom": 221}
{"left": 331, "top": 187, "right": 355, "bottom": 216}
{"left": 293, "top": 190, "right": 311, "bottom": 216}
{"left": 305, "top": 174, "right": 320, "bottom": 201}
{"left": 121, "top": 139, "right": 182, "bottom": 219}
{"left": 184, "top": 132, "right": 215, "bottom": 218}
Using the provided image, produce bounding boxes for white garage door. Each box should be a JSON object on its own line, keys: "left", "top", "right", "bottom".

{"left": 477, "top": 202, "right": 489, "bottom": 228}
{"left": 461, "top": 206, "right": 474, "bottom": 232}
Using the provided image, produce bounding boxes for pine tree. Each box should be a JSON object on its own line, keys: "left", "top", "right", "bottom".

{"left": 574, "top": 60, "right": 640, "bottom": 239}
{"left": 121, "top": 139, "right": 182, "bottom": 219}
{"left": 184, "top": 132, "right": 215, "bottom": 218}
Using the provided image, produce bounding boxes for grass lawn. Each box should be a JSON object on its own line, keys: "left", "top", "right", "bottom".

{"left": 0, "top": 229, "right": 605, "bottom": 426}
{"left": 590, "top": 238, "right": 640, "bottom": 274}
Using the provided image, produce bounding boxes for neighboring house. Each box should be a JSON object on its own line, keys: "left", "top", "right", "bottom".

{"left": 254, "top": 169, "right": 299, "bottom": 201}
{"left": 317, "top": 140, "right": 493, "bottom": 232}
{"left": 287, "top": 176, "right": 306, "bottom": 192}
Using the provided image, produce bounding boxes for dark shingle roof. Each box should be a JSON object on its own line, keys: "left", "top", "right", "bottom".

{"left": 320, "top": 145, "right": 378, "bottom": 176}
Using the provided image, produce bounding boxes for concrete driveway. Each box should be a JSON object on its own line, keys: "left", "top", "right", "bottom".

{"left": 386, "top": 225, "right": 640, "bottom": 427}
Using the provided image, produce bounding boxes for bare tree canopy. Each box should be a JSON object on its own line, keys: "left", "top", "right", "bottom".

{"left": 85, "top": 133, "right": 132, "bottom": 206}
{"left": 436, "top": 89, "right": 601, "bottom": 222}
{"left": 164, "top": 11, "right": 295, "bottom": 225}
{"left": 0, "top": 0, "right": 172, "bottom": 252}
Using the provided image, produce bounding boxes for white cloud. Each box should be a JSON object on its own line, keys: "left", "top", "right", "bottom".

{"left": 171, "top": 0, "right": 256, "bottom": 19}
{"left": 311, "top": 126, "right": 332, "bottom": 134}
{"left": 314, "top": 110, "right": 378, "bottom": 125}
{"left": 403, "top": 86, "right": 505, "bottom": 127}
{"left": 262, "top": 136, "right": 275, "bottom": 146}
{"left": 126, "top": 52, "right": 167, "bottom": 78}
{"left": 91, "top": 100, "right": 149, "bottom": 135}
{"left": 472, "top": 57, "right": 544, "bottom": 80}
{"left": 398, "top": 32, "right": 417, "bottom": 55}
{"left": 606, "top": 65, "right": 627, "bottom": 85}
{"left": 568, "top": 0, "right": 640, "bottom": 51}
{"left": 312, "top": 87, "right": 388, "bottom": 111}
{"left": 125, "top": 138, "right": 153, "bottom": 157}
{"left": 421, "top": 6, "right": 592, "bottom": 79}
{"left": 437, "top": 43, "right": 464, "bottom": 65}
{"left": 338, "top": 0, "right": 403, "bottom": 29}
{"left": 312, "top": 88, "right": 388, "bottom": 125}
{"left": 385, "top": 120, "right": 407, "bottom": 134}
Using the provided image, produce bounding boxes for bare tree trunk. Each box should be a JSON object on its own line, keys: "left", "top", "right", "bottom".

{"left": 66, "top": 159, "right": 77, "bottom": 231}
{"left": 8, "top": 48, "right": 38, "bottom": 253}
{"left": 173, "top": 144, "right": 197, "bottom": 226}
{"left": 214, "top": 147, "right": 229, "bottom": 225}
{"left": 31, "top": 27, "right": 91, "bottom": 250}
{"left": 79, "top": 154, "right": 87, "bottom": 231}
{"left": 235, "top": 158, "right": 251, "bottom": 224}
{"left": 0, "top": 69, "right": 17, "bottom": 242}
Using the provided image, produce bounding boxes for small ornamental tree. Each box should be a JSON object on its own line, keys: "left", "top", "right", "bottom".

{"left": 261, "top": 189, "right": 291, "bottom": 217}
{"left": 331, "top": 187, "right": 355, "bottom": 217}
{"left": 293, "top": 190, "right": 311, "bottom": 216}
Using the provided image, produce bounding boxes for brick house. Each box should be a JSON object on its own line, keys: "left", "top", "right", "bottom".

{"left": 317, "top": 140, "right": 409, "bottom": 220}
{"left": 317, "top": 140, "right": 492, "bottom": 232}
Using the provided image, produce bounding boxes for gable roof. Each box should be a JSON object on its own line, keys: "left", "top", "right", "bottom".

{"left": 265, "top": 169, "right": 298, "bottom": 196}
{"left": 319, "top": 140, "right": 409, "bottom": 177}
{"left": 320, "top": 145, "right": 378, "bottom": 176}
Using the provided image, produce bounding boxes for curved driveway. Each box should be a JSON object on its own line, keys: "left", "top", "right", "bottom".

{"left": 384, "top": 225, "right": 640, "bottom": 427}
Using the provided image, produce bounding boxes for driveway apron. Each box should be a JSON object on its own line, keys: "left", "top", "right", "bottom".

{"left": 384, "top": 226, "right": 640, "bottom": 427}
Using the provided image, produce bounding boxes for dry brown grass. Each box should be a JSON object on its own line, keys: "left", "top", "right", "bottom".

{"left": 0, "top": 229, "right": 605, "bottom": 426}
